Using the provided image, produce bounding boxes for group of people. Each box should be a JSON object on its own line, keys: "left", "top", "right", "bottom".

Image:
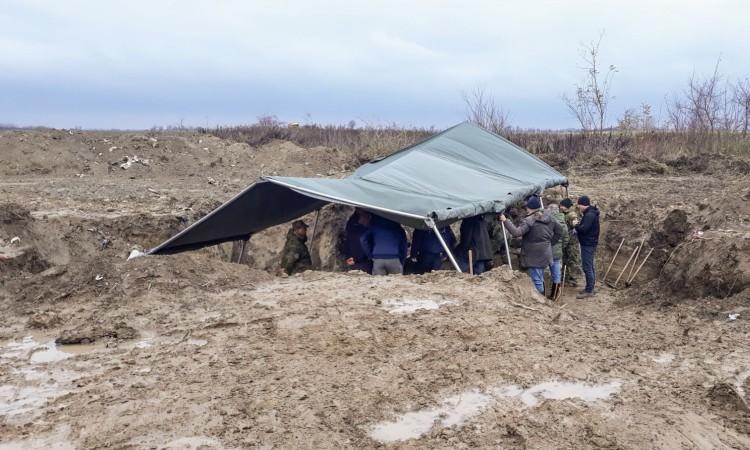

{"left": 279, "top": 194, "right": 600, "bottom": 299}
{"left": 500, "top": 195, "right": 600, "bottom": 299}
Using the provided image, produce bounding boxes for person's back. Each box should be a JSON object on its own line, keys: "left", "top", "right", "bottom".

{"left": 513, "top": 210, "right": 558, "bottom": 268}
{"left": 455, "top": 215, "right": 493, "bottom": 274}
{"left": 343, "top": 212, "right": 372, "bottom": 273}
{"left": 360, "top": 216, "right": 407, "bottom": 275}
{"left": 411, "top": 226, "right": 455, "bottom": 273}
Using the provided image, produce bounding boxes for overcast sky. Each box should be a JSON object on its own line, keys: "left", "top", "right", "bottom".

{"left": 2, "top": 0, "right": 749, "bottom": 130}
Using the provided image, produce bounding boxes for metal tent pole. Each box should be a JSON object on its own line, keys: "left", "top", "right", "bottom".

{"left": 501, "top": 220, "right": 513, "bottom": 270}
{"left": 425, "top": 218, "right": 462, "bottom": 273}
{"left": 308, "top": 208, "right": 321, "bottom": 264}
{"left": 237, "top": 235, "right": 250, "bottom": 264}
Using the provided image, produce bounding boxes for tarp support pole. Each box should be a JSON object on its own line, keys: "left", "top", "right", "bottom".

{"left": 425, "top": 218, "right": 462, "bottom": 273}
{"left": 501, "top": 221, "right": 513, "bottom": 270}
{"left": 237, "top": 235, "right": 250, "bottom": 264}
{"left": 309, "top": 208, "right": 321, "bottom": 265}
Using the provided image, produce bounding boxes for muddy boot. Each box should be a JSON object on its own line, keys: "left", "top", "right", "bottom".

{"left": 576, "top": 290, "right": 594, "bottom": 299}
{"left": 548, "top": 283, "right": 560, "bottom": 300}
{"left": 552, "top": 283, "right": 561, "bottom": 301}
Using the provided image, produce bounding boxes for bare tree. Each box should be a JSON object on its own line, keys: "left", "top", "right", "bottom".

{"left": 563, "top": 32, "right": 617, "bottom": 133}
{"left": 462, "top": 87, "right": 511, "bottom": 134}
{"left": 734, "top": 77, "right": 750, "bottom": 136}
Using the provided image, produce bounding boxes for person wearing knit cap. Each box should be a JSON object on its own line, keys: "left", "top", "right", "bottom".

{"left": 573, "top": 195, "right": 600, "bottom": 298}
{"left": 559, "top": 198, "right": 581, "bottom": 287}
{"left": 500, "top": 195, "right": 563, "bottom": 295}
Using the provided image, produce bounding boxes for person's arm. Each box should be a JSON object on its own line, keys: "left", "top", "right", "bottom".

{"left": 410, "top": 230, "right": 424, "bottom": 259}
{"left": 551, "top": 221, "right": 563, "bottom": 246}
{"left": 500, "top": 214, "right": 528, "bottom": 238}
{"left": 561, "top": 220, "right": 570, "bottom": 248}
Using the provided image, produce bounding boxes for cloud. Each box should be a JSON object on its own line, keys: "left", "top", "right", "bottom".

{"left": 0, "top": 0, "right": 749, "bottom": 129}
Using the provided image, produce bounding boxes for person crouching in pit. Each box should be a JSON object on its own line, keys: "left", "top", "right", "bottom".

{"left": 500, "top": 196, "right": 562, "bottom": 295}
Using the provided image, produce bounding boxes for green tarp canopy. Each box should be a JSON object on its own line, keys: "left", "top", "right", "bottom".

{"left": 150, "top": 122, "right": 567, "bottom": 255}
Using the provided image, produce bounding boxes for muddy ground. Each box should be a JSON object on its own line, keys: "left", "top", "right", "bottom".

{"left": 1, "top": 129, "right": 749, "bottom": 449}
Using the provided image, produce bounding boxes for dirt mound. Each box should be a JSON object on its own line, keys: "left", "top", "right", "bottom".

{"left": 649, "top": 209, "right": 691, "bottom": 248}
{"left": 0, "top": 130, "right": 351, "bottom": 183}
{"left": 708, "top": 382, "right": 749, "bottom": 413}
{"left": 658, "top": 228, "right": 750, "bottom": 298}
{"left": 56, "top": 321, "right": 138, "bottom": 344}
{"left": 665, "top": 153, "right": 750, "bottom": 175}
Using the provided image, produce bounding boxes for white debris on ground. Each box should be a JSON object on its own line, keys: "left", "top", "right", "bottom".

{"left": 382, "top": 297, "right": 455, "bottom": 314}
{"left": 120, "top": 155, "right": 150, "bottom": 170}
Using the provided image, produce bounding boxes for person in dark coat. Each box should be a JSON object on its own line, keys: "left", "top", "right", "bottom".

{"left": 455, "top": 215, "right": 493, "bottom": 275}
{"left": 410, "top": 226, "right": 456, "bottom": 274}
{"left": 500, "top": 196, "right": 563, "bottom": 294}
{"left": 343, "top": 209, "right": 372, "bottom": 273}
{"left": 360, "top": 215, "right": 408, "bottom": 275}
{"left": 573, "top": 195, "right": 600, "bottom": 298}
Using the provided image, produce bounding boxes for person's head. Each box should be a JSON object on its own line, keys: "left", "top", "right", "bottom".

{"left": 357, "top": 210, "right": 373, "bottom": 226}
{"left": 292, "top": 220, "right": 308, "bottom": 237}
{"left": 546, "top": 202, "right": 558, "bottom": 213}
{"left": 577, "top": 195, "right": 591, "bottom": 212}
{"left": 560, "top": 198, "right": 573, "bottom": 212}
{"left": 525, "top": 195, "right": 542, "bottom": 214}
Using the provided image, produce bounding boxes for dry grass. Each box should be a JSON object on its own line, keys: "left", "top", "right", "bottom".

{"left": 201, "top": 122, "right": 750, "bottom": 171}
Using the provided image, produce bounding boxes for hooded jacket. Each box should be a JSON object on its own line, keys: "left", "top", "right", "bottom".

{"left": 575, "top": 206, "right": 600, "bottom": 247}
{"left": 549, "top": 209, "right": 569, "bottom": 260}
{"left": 360, "top": 216, "right": 408, "bottom": 261}
{"left": 503, "top": 210, "right": 563, "bottom": 268}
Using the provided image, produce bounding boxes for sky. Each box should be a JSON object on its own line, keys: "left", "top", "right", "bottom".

{"left": 1, "top": 0, "right": 749, "bottom": 130}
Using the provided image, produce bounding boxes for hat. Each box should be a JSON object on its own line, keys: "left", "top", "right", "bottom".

{"left": 560, "top": 198, "right": 573, "bottom": 208}
{"left": 292, "top": 220, "right": 309, "bottom": 229}
{"left": 577, "top": 196, "right": 591, "bottom": 206}
{"left": 525, "top": 196, "right": 541, "bottom": 210}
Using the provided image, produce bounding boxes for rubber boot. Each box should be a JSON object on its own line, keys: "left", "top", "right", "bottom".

{"left": 548, "top": 283, "right": 560, "bottom": 301}
{"left": 550, "top": 283, "right": 560, "bottom": 300}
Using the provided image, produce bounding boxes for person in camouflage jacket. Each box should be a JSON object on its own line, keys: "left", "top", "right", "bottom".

{"left": 280, "top": 220, "right": 312, "bottom": 275}
{"left": 559, "top": 198, "right": 581, "bottom": 286}
{"left": 547, "top": 203, "right": 569, "bottom": 299}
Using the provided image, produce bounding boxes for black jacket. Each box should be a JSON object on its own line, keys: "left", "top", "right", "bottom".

{"left": 344, "top": 214, "right": 369, "bottom": 263}
{"left": 575, "top": 206, "right": 600, "bottom": 246}
{"left": 455, "top": 215, "right": 493, "bottom": 262}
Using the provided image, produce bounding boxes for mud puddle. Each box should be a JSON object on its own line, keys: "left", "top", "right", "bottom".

{"left": 382, "top": 297, "right": 455, "bottom": 314}
{"left": 369, "top": 380, "right": 622, "bottom": 443}
{"left": 1, "top": 335, "right": 104, "bottom": 363}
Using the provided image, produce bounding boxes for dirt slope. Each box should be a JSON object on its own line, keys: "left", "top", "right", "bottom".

{"left": 1, "top": 129, "right": 749, "bottom": 449}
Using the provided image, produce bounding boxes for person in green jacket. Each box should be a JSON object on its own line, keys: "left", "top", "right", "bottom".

{"left": 546, "top": 203, "right": 569, "bottom": 299}
{"left": 560, "top": 198, "right": 581, "bottom": 287}
{"left": 280, "top": 220, "right": 312, "bottom": 275}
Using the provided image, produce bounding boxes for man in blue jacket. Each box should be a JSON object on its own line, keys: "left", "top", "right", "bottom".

{"left": 359, "top": 214, "right": 408, "bottom": 275}
{"left": 573, "top": 195, "right": 600, "bottom": 298}
{"left": 410, "top": 226, "right": 456, "bottom": 274}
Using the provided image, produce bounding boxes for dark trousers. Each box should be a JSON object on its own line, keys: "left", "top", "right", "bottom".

{"left": 457, "top": 257, "right": 487, "bottom": 275}
{"left": 580, "top": 245, "right": 597, "bottom": 293}
{"left": 416, "top": 252, "right": 443, "bottom": 274}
